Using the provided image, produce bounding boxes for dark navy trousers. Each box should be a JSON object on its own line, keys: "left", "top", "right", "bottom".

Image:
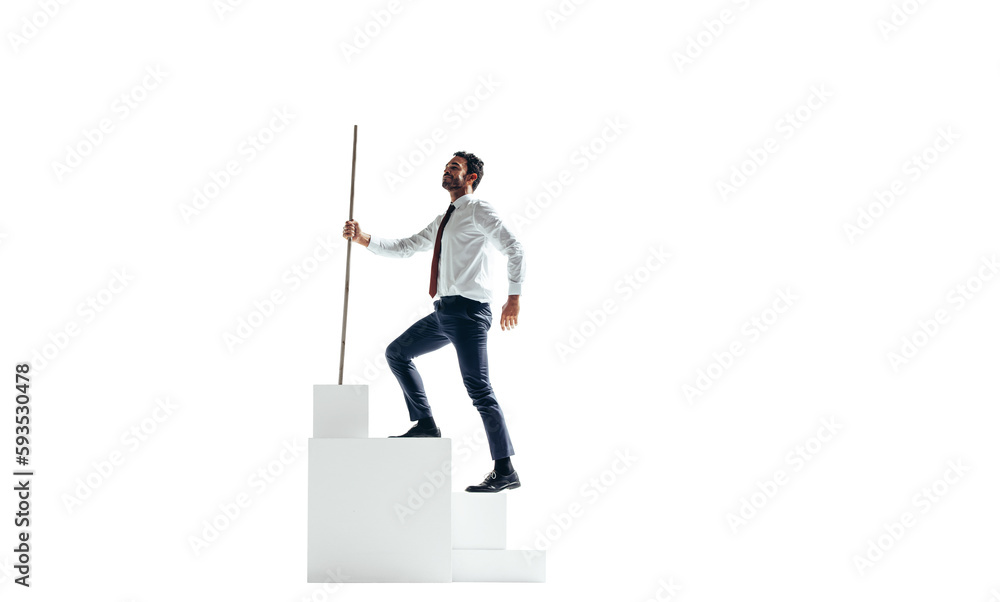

{"left": 385, "top": 295, "right": 514, "bottom": 460}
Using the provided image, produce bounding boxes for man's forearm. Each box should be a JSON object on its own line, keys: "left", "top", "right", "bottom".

{"left": 358, "top": 232, "right": 371, "bottom": 248}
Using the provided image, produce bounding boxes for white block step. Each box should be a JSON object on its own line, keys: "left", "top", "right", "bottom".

{"left": 313, "top": 384, "right": 368, "bottom": 438}
{"left": 451, "top": 549, "right": 546, "bottom": 583}
{"left": 452, "top": 492, "right": 506, "bottom": 550}
{"left": 307, "top": 438, "right": 452, "bottom": 582}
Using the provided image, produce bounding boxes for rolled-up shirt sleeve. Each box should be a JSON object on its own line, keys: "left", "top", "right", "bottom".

{"left": 473, "top": 201, "right": 525, "bottom": 296}
{"left": 367, "top": 216, "right": 439, "bottom": 258}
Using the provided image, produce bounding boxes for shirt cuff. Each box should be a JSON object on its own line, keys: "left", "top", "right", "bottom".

{"left": 366, "top": 234, "right": 381, "bottom": 253}
{"left": 508, "top": 282, "right": 522, "bottom": 296}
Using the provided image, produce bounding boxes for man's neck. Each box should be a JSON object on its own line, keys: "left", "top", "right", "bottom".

{"left": 449, "top": 189, "right": 473, "bottom": 203}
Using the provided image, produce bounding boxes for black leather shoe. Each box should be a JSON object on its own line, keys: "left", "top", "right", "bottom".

{"left": 465, "top": 469, "right": 520, "bottom": 493}
{"left": 388, "top": 423, "right": 441, "bottom": 438}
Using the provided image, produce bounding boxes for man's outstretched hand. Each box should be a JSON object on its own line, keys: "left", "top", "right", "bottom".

{"left": 500, "top": 295, "right": 519, "bottom": 331}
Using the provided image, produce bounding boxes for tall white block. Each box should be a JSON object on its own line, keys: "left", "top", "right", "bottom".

{"left": 313, "top": 384, "right": 368, "bottom": 438}
{"left": 307, "top": 438, "right": 452, "bottom": 583}
{"left": 452, "top": 549, "right": 546, "bottom": 583}
{"left": 452, "top": 492, "right": 506, "bottom": 550}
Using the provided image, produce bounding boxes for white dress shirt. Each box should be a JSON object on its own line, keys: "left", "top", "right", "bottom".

{"left": 366, "top": 194, "right": 525, "bottom": 303}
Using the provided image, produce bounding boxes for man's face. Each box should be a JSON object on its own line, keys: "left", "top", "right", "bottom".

{"left": 442, "top": 156, "right": 472, "bottom": 191}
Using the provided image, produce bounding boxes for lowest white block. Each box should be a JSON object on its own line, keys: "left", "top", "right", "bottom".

{"left": 452, "top": 549, "right": 546, "bottom": 583}
{"left": 313, "top": 384, "right": 368, "bottom": 438}
{"left": 307, "top": 438, "right": 452, "bottom": 583}
{"left": 452, "top": 492, "right": 506, "bottom": 550}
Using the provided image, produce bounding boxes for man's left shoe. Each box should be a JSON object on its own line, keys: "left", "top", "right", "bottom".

{"left": 388, "top": 423, "right": 441, "bottom": 438}
{"left": 465, "top": 469, "right": 520, "bottom": 493}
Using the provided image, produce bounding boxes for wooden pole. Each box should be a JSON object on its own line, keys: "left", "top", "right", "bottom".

{"left": 338, "top": 125, "right": 358, "bottom": 385}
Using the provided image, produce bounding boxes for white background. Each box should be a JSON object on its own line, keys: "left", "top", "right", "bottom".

{"left": 2, "top": 0, "right": 999, "bottom": 600}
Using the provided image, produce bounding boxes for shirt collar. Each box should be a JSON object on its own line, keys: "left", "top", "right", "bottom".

{"left": 451, "top": 194, "right": 474, "bottom": 210}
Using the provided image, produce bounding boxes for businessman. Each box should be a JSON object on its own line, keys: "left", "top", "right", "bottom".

{"left": 342, "top": 151, "right": 525, "bottom": 493}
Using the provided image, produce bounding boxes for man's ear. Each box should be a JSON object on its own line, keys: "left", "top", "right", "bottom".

{"left": 466, "top": 173, "right": 478, "bottom": 186}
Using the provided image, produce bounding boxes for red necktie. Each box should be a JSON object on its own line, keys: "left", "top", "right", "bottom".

{"left": 429, "top": 203, "right": 456, "bottom": 298}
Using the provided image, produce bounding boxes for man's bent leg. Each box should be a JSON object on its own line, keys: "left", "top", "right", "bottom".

{"left": 385, "top": 309, "right": 451, "bottom": 421}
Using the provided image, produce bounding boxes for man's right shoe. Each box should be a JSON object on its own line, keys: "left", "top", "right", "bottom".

{"left": 465, "top": 469, "right": 520, "bottom": 493}
{"left": 388, "top": 423, "right": 441, "bottom": 438}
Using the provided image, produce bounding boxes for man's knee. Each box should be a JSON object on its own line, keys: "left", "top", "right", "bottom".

{"left": 466, "top": 381, "right": 495, "bottom": 402}
{"left": 386, "top": 340, "right": 405, "bottom": 362}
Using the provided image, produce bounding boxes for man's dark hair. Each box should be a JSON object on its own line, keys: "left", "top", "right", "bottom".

{"left": 453, "top": 150, "right": 484, "bottom": 192}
